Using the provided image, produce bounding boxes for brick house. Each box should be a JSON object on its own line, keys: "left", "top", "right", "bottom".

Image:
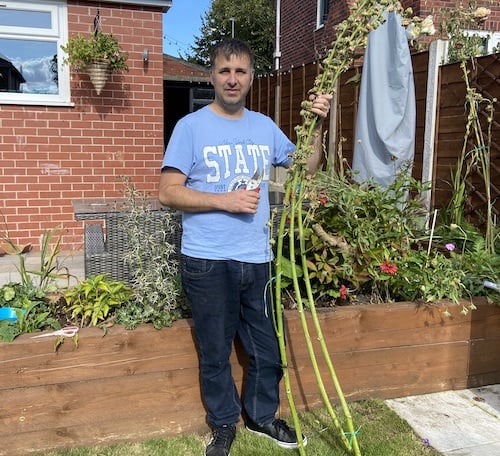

{"left": 0, "top": 0, "right": 171, "bottom": 252}
{"left": 279, "top": 0, "right": 500, "bottom": 69}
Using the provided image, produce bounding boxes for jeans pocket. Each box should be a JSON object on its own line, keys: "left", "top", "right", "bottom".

{"left": 181, "top": 255, "right": 214, "bottom": 278}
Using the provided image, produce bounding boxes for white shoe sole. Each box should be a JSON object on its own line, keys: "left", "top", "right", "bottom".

{"left": 246, "top": 426, "right": 308, "bottom": 449}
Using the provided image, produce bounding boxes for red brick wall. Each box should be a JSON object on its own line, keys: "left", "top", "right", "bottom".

{"left": 0, "top": 1, "right": 165, "bottom": 252}
{"left": 280, "top": 0, "right": 500, "bottom": 69}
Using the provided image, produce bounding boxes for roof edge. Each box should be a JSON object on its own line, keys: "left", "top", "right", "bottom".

{"left": 86, "top": 0, "right": 172, "bottom": 12}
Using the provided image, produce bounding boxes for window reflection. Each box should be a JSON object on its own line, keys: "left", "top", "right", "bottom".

{"left": 0, "top": 9, "right": 52, "bottom": 28}
{"left": 0, "top": 38, "right": 58, "bottom": 94}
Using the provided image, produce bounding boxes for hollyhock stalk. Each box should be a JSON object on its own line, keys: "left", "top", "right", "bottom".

{"left": 272, "top": 0, "right": 429, "bottom": 453}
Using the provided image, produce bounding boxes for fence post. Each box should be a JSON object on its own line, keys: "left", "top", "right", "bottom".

{"left": 422, "top": 39, "right": 448, "bottom": 212}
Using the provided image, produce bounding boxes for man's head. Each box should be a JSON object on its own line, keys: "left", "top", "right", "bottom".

{"left": 209, "top": 39, "right": 254, "bottom": 118}
{"left": 209, "top": 39, "right": 255, "bottom": 72}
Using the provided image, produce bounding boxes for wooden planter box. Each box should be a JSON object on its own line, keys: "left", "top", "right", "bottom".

{"left": 1, "top": 298, "right": 499, "bottom": 455}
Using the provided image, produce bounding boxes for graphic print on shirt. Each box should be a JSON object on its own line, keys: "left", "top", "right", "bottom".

{"left": 203, "top": 142, "right": 270, "bottom": 192}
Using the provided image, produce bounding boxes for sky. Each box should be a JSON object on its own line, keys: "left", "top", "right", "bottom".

{"left": 162, "top": 0, "right": 212, "bottom": 58}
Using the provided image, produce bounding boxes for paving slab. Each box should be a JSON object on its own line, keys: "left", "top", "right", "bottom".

{"left": 0, "top": 251, "right": 84, "bottom": 286}
{"left": 386, "top": 385, "right": 500, "bottom": 455}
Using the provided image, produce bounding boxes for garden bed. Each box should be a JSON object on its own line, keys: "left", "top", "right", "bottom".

{"left": 1, "top": 298, "right": 499, "bottom": 455}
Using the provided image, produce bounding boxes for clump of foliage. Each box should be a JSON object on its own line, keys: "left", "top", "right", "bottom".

{"left": 114, "top": 179, "right": 187, "bottom": 329}
{"left": 290, "top": 168, "right": 500, "bottom": 310}
{"left": 65, "top": 273, "right": 133, "bottom": 327}
{"left": 0, "top": 282, "right": 59, "bottom": 342}
{"left": 0, "top": 179, "right": 187, "bottom": 341}
{"left": 0, "top": 227, "right": 72, "bottom": 342}
{"left": 435, "top": 1, "right": 493, "bottom": 63}
{"left": 61, "top": 30, "right": 129, "bottom": 72}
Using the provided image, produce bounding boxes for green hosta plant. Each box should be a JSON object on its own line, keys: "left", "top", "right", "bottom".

{"left": 65, "top": 274, "right": 133, "bottom": 327}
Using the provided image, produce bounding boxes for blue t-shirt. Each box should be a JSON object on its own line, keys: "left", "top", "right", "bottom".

{"left": 162, "top": 106, "right": 294, "bottom": 263}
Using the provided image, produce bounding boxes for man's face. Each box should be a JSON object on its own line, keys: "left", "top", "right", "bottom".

{"left": 210, "top": 53, "right": 254, "bottom": 116}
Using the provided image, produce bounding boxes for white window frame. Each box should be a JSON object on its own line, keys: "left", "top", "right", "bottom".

{"left": 0, "top": 0, "right": 71, "bottom": 106}
{"left": 465, "top": 29, "right": 500, "bottom": 55}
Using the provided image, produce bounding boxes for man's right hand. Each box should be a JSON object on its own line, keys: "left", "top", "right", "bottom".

{"left": 224, "top": 189, "right": 260, "bottom": 214}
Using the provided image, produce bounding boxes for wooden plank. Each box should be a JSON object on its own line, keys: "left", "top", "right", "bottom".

{"left": 0, "top": 372, "right": 210, "bottom": 456}
{"left": 0, "top": 320, "right": 202, "bottom": 390}
{"left": 282, "top": 342, "right": 471, "bottom": 411}
{"left": 284, "top": 300, "right": 497, "bottom": 353}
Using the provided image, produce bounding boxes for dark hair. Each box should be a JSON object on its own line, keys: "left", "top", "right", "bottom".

{"left": 209, "top": 39, "right": 255, "bottom": 70}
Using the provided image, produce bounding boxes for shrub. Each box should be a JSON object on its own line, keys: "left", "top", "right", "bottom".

{"left": 115, "top": 180, "right": 188, "bottom": 329}
{"left": 283, "top": 168, "right": 500, "bottom": 309}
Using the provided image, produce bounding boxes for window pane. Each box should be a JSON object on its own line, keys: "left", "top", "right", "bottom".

{"left": 0, "top": 38, "right": 58, "bottom": 94}
{"left": 0, "top": 9, "right": 52, "bottom": 29}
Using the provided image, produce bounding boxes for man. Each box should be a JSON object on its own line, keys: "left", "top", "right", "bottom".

{"left": 159, "top": 39, "right": 331, "bottom": 456}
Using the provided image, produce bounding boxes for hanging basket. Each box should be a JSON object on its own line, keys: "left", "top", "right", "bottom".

{"left": 86, "top": 58, "right": 111, "bottom": 95}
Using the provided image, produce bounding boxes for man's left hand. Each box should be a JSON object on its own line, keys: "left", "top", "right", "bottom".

{"left": 309, "top": 93, "right": 332, "bottom": 119}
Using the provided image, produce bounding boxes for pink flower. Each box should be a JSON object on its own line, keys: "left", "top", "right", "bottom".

{"left": 445, "top": 243, "right": 455, "bottom": 251}
{"left": 339, "top": 284, "right": 348, "bottom": 300}
{"left": 319, "top": 194, "right": 328, "bottom": 205}
{"left": 380, "top": 258, "right": 398, "bottom": 275}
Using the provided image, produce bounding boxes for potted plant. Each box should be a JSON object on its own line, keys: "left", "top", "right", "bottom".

{"left": 61, "top": 30, "right": 129, "bottom": 94}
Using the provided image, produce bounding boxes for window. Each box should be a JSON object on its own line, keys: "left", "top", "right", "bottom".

{"left": 317, "top": 0, "right": 329, "bottom": 28}
{"left": 0, "top": 1, "right": 70, "bottom": 106}
{"left": 465, "top": 30, "right": 500, "bottom": 55}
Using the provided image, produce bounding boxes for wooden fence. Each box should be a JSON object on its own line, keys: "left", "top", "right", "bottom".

{"left": 248, "top": 50, "right": 500, "bottom": 227}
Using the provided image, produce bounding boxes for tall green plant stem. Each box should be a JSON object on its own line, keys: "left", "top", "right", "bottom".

{"left": 273, "top": 1, "right": 412, "bottom": 453}
{"left": 277, "top": 170, "right": 307, "bottom": 455}
{"left": 448, "top": 59, "right": 494, "bottom": 254}
{"left": 296, "top": 181, "right": 359, "bottom": 453}
{"left": 443, "top": 4, "right": 495, "bottom": 253}
{"left": 461, "top": 61, "right": 494, "bottom": 253}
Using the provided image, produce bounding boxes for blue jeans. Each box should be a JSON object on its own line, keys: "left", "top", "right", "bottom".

{"left": 181, "top": 255, "right": 283, "bottom": 427}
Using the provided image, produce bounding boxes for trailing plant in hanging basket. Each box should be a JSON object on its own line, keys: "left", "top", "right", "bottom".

{"left": 61, "top": 31, "right": 128, "bottom": 72}
{"left": 61, "top": 31, "right": 128, "bottom": 94}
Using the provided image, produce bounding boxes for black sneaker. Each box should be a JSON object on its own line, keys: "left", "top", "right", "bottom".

{"left": 205, "top": 424, "right": 236, "bottom": 456}
{"left": 246, "top": 418, "right": 307, "bottom": 449}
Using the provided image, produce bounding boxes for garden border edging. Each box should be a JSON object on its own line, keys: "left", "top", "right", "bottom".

{"left": 1, "top": 298, "right": 499, "bottom": 455}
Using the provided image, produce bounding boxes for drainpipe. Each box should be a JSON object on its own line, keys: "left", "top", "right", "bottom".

{"left": 273, "top": 0, "right": 281, "bottom": 125}
{"left": 272, "top": 0, "right": 285, "bottom": 188}
{"left": 274, "top": 0, "right": 281, "bottom": 73}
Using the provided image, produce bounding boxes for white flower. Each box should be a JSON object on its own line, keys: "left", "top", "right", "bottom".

{"left": 474, "top": 7, "right": 491, "bottom": 21}
{"left": 420, "top": 15, "right": 436, "bottom": 36}
{"left": 405, "top": 23, "right": 420, "bottom": 41}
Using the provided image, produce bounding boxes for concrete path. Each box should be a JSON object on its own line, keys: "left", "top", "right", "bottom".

{"left": 386, "top": 385, "right": 500, "bottom": 455}
{"left": 1, "top": 251, "right": 500, "bottom": 455}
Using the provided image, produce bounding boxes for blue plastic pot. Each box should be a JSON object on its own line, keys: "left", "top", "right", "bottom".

{"left": 0, "top": 307, "right": 20, "bottom": 322}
